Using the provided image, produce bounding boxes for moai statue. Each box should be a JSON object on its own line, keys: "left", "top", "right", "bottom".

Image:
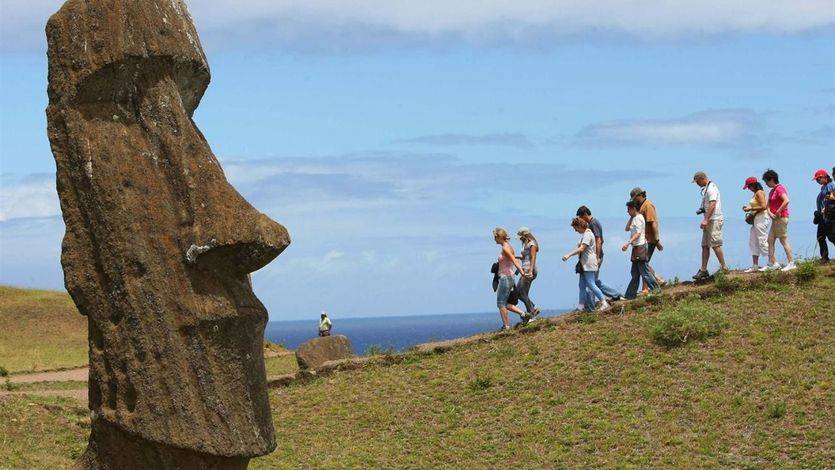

{"left": 45, "top": 1, "right": 290, "bottom": 468}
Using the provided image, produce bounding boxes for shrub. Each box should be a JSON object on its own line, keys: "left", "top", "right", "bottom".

{"left": 713, "top": 270, "right": 739, "bottom": 292}
{"left": 767, "top": 401, "right": 787, "bottom": 419}
{"left": 577, "top": 312, "right": 597, "bottom": 324}
{"left": 0, "top": 366, "right": 8, "bottom": 377}
{"left": 795, "top": 259, "right": 817, "bottom": 284}
{"left": 468, "top": 376, "right": 493, "bottom": 392}
{"left": 649, "top": 296, "right": 728, "bottom": 348}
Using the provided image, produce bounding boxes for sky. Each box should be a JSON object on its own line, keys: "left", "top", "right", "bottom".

{"left": 0, "top": 1, "right": 833, "bottom": 321}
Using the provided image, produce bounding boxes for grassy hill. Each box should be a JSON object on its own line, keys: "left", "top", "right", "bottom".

{"left": 0, "top": 286, "right": 87, "bottom": 374}
{"left": 1, "top": 266, "right": 833, "bottom": 468}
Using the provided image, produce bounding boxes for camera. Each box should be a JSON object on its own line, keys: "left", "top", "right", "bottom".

{"left": 696, "top": 208, "right": 706, "bottom": 215}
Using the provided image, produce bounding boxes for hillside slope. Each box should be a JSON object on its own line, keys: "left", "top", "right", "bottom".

{"left": 0, "top": 286, "right": 87, "bottom": 373}
{"left": 254, "top": 268, "right": 834, "bottom": 468}
{"left": 0, "top": 267, "right": 832, "bottom": 468}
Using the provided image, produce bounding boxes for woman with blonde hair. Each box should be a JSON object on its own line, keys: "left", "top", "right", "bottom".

{"left": 562, "top": 218, "right": 611, "bottom": 312}
{"left": 493, "top": 227, "right": 529, "bottom": 330}
{"left": 516, "top": 227, "right": 541, "bottom": 320}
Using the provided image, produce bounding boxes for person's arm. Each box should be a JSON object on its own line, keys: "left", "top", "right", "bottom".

{"left": 502, "top": 244, "right": 525, "bottom": 274}
{"left": 594, "top": 237, "right": 603, "bottom": 263}
{"left": 701, "top": 200, "right": 716, "bottom": 228}
{"left": 621, "top": 230, "right": 641, "bottom": 251}
{"left": 562, "top": 244, "right": 585, "bottom": 261}
{"left": 528, "top": 245, "right": 538, "bottom": 275}
{"left": 771, "top": 191, "right": 789, "bottom": 218}
{"left": 624, "top": 217, "right": 633, "bottom": 232}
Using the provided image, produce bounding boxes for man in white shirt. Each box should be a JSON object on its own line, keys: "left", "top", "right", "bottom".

{"left": 319, "top": 312, "right": 332, "bottom": 337}
{"left": 693, "top": 172, "right": 728, "bottom": 280}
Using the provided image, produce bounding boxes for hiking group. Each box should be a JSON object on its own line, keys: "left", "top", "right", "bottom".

{"left": 491, "top": 167, "right": 835, "bottom": 331}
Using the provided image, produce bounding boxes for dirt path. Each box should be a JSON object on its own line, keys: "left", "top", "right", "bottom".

{"left": 0, "top": 388, "right": 87, "bottom": 402}
{"left": 8, "top": 367, "right": 88, "bottom": 384}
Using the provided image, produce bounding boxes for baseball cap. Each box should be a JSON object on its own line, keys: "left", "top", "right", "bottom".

{"left": 630, "top": 187, "right": 645, "bottom": 199}
{"left": 693, "top": 171, "right": 707, "bottom": 182}
{"left": 813, "top": 169, "right": 828, "bottom": 180}
{"left": 743, "top": 176, "right": 758, "bottom": 189}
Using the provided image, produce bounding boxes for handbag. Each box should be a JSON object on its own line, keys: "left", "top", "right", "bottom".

{"left": 630, "top": 244, "right": 649, "bottom": 263}
{"left": 574, "top": 261, "right": 584, "bottom": 274}
{"left": 745, "top": 212, "right": 755, "bottom": 225}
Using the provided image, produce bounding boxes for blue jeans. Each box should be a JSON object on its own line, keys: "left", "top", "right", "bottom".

{"left": 496, "top": 275, "right": 514, "bottom": 308}
{"left": 584, "top": 269, "right": 622, "bottom": 308}
{"left": 625, "top": 260, "right": 658, "bottom": 299}
{"left": 579, "top": 271, "right": 605, "bottom": 307}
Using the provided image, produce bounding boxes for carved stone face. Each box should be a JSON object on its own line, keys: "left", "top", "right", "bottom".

{"left": 46, "top": 0, "right": 288, "bottom": 458}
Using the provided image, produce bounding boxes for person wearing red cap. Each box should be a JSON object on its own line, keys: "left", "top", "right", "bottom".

{"left": 814, "top": 169, "right": 835, "bottom": 263}
{"left": 742, "top": 177, "right": 769, "bottom": 272}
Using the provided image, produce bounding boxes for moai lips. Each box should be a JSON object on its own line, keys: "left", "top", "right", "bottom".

{"left": 45, "top": 0, "right": 289, "bottom": 467}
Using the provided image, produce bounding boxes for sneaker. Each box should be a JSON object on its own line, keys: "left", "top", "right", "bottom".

{"left": 781, "top": 262, "right": 797, "bottom": 272}
{"left": 499, "top": 325, "right": 511, "bottom": 332}
{"left": 656, "top": 276, "right": 668, "bottom": 287}
{"left": 759, "top": 263, "right": 781, "bottom": 272}
{"left": 576, "top": 304, "right": 585, "bottom": 311}
{"left": 597, "top": 300, "right": 612, "bottom": 312}
{"left": 744, "top": 266, "right": 759, "bottom": 273}
{"left": 609, "top": 295, "right": 624, "bottom": 302}
{"left": 529, "top": 307, "right": 541, "bottom": 319}
{"left": 692, "top": 270, "right": 710, "bottom": 280}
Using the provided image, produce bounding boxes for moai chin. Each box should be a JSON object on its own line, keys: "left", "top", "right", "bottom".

{"left": 45, "top": 1, "right": 289, "bottom": 468}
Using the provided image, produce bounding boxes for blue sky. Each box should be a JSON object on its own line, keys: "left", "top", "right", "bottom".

{"left": 1, "top": 1, "right": 833, "bottom": 321}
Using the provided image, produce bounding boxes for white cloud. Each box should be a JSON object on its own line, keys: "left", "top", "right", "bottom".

{"left": 0, "top": 174, "right": 60, "bottom": 222}
{"left": 575, "top": 109, "right": 761, "bottom": 146}
{"left": 3, "top": 0, "right": 833, "bottom": 52}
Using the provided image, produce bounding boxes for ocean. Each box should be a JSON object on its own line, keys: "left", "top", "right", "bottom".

{"left": 265, "top": 310, "right": 569, "bottom": 355}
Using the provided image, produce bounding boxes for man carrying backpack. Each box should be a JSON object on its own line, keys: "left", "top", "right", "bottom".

{"left": 813, "top": 169, "right": 835, "bottom": 263}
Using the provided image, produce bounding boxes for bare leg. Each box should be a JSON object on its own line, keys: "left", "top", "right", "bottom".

{"left": 780, "top": 237, "right": 794, "bottom": 263}
{"left": 701, "top": 246, "right": 710, "bottom": 271}
{"left": 714, "top": 246, "right": 727, "bottom": 270}
{"left": 499, "top": 307, "right": 510, "bottom": 328}
{"left": 752, "top": 255, "right": 759, "bottom": 266}
{"left": 507, "top": 304, "right": 526, "bottom": 317}
{"left": 767, "top": 235, "right": 777, "bottom": 265}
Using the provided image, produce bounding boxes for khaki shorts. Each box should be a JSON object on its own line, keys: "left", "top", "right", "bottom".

{"left": 770, "top": 217, "right": 789, "bottom": 238}
{"left": 702, "top": 219, "right": 724, "bottom": 248}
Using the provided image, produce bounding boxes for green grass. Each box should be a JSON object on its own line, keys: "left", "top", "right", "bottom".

{"left": 264, "top": 354, "right": 299, "bottom": 377}
{"left": 1, "top": 268, "right": 833, "bottom": 468}
{"left": 0, "top": 286, "right": 87, "bottom": 373}
{"left": 649, "top": 294, "right": 728, "bottom": 347}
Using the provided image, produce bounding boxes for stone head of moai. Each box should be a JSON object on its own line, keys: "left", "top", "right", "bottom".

{"left": 45, "top": 0, "right": 289, "bottom": 467}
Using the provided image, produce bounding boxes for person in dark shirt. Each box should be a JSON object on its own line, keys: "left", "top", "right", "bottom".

{"left": 576, "top": 206, "right": 623, "bottom": 309}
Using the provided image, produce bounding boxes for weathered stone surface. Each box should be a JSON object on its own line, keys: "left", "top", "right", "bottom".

{"left": 295, "top": 336, "right": 354, "bottom": 370}
{"left": 45, "top": 0, "right": 289, "bottom": 467}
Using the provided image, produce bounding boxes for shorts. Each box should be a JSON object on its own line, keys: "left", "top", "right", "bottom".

{"left": 496, "top": 275, "right": 514, "bottom": 308}
{"left": 770, "top": 217, "right": 789, "bottom": 238}
{"left": 701, "top": 219, "right": 724, "bottom": 248}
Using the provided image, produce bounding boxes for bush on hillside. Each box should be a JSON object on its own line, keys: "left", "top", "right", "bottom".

{"left": 649, "top": 296, "right": 728, "bottom": 348}
{"left": 0, "top": 366, "right": 8, "bottom": 377}
{"left": 795, "top": 259, "right": 817, "bottom": 284}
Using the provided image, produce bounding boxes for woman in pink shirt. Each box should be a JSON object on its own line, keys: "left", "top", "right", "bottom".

{"left": 493, "top": 227, "right": 529, "bottom": 331}
{"left": 761, "top": 169, "right": 796, "bottom": 272}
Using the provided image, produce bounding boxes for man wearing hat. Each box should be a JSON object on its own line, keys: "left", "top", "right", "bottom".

{"left": 319, "top": 311, "right": 333, "bottom": 337}
{"left": 814, "top": 169, "right": 835, "bottom": 263}
{"left": 630, "top": 187, "right": 666, "bottom": 291}
{"left": 693, "top": 172, "right": 728, "bottom": 280}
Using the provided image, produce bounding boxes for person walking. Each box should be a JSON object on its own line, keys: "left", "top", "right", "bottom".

{"left": 813, "top": 169, "right": 835, "bottom": 263}
{"left": 760, "top": 169, "right": 796, "bottom": 272}
{"left": 742, "top": 177, "right": 770, "bottom": 272}
{"left": 630, "top": 187, "right": 666, "bottom": 291}
{"left": 576, "top": 206, "right": 623, "bottom": 307}
{"left": 493, "top": 227, "right": 530, "bottom": 330}
{"left": 622, "top": 200, "right": 659, "bottom": 299}
{"left": 516, "top": 227, "right": 542, "bottom": 319}
{"left": 562, "top": 218, "right": 611, "bottom": 312}
{"left": 692, "top": 172, "right": 728, "bottom": 280}
{"left": 319, "top": 312, "right": 332, "bottom": 337}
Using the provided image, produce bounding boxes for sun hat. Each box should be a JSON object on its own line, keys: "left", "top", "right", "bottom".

{"left": 629, "top": 187, "right": 645, "bottom": 199}
{"left": 813, "top": 169, "right": 828, "bottom": 180}
{"left": 743, "top": 176, "right": 758, "bottom": 189}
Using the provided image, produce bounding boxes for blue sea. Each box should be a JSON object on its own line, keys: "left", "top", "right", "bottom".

{"left": 265, "top": 310, "right": 569, "bottom": 355}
